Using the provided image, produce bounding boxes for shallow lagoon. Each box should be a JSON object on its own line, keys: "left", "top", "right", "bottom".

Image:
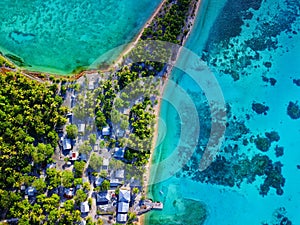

{"left": 146, "top": 0, "right": 300, "bottom": 224}
{"left": 0, "top": 0, "right": 161, "bottom": 74}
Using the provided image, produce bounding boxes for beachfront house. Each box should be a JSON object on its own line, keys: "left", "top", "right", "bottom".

{"left": 116, "top": 188, "right": 131, "bottom": 223}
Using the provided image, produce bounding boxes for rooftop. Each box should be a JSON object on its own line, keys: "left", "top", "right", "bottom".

{"left": 119, "top": 189, "right": 130, "bottom": 203}
{"left": 116, "top": 213, "right": 128, "bottom": 223}
{"left": 117, "top": 202, "right": 129, "bottom": 213}
{"left": 80, "top": 201, "right": 90, "bottom": 213}
{"left": 114, "top": 147, "right": 125, "bottom": 159}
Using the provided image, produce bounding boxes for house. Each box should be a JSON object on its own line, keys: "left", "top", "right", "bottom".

{"left": 115, "top": 169, "right": 125, "bottom": 180}
{"left": 69, "top": 151, "right": 79, "bottom": 161}
{"left": 110, "top": 179, "right": 122, "bottom": 187}
{"left": 63, "top": 138, "right": 72, "bottom": 151}
{"left": 94, "top": 177, "right": 104, "bottom": 187}
{"left": 102, "top": 126, "right": 111, "bottom": 136}
{"left": 117, "top": 202, "right": 129, "bottom": 213}
{"left": 80, "top": 201, "right": 90, "bottom": 213}
{"left": 114, "top": 147, "right": 125, "bottom": 159}
{"left": 118, "top": 189, "right": 130, "bottom": 203}
{"left": 88, "top": 81, "right": 94, "bottom": 90}
{"left": 26, "top": 187, "right": 36, "bottom": 197}
{"left": 102, "top": 158, "right": 109, "bottom": 170}
{"left": 116, "top": 214, "right": 128, "bottom": 224}
{"left": 96, "top": 192, "right": 110, "bottom": 205}
{"left": 64, "top": 188, "right": 75, "bottom": 199}
{"left": 78, "top": 124, "right": 85, "bottom": 135}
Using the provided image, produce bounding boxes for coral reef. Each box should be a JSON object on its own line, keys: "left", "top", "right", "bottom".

{"left": 265, "top": 131, "right": 280, "bottom": 142}
{"left": 255, "top": 136, "right": 271, "bottom": 152}
{"left": 287, "top": 101, "right": 300, "bottom": 119}
{"left": 275, "top": 145, "right": 284, "bottom": 157}
{"left": 252, "top": 102, "right": 269, "bottom": 115}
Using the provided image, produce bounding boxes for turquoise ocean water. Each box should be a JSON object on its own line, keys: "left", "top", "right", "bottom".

{"left": 146, "top": 0, "right": 300, "bottom": 224}
{"left": 0, "top": 0, "right": 161, "bottom": 74}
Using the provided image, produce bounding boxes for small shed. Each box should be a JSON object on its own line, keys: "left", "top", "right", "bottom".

{"left": 69, "top": 151, "right": 79, "bottom": 161}
{"left": 80, "top": 201, "right": 90, "bottom": 213}
{"left": 102, "top": 126, "right": 111, "bottom": 136}
{"left": 117, "top": 202, "right": 129, "bottom": 213}
{"left": 26, "top": 187, "right": 36, "bottom": 197}
{"left": 117, "top": 213, "right": 128, "bottom": 223}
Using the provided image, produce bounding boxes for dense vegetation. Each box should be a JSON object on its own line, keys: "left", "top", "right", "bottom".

{"left": 0, "top": 71, "right": 67, "bottom": 218}
{"left": 142, "top": 0, "right": 194, "bottom": 44}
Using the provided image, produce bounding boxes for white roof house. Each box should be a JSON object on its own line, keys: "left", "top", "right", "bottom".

{"left": 117, "top": 213, "right": 128, "bottom": 223}
{"left": 117, "top": 202, "right": 129, "bottom": 213}
{"left": 102, "top": 126, "right": 111, "bottom": 136}
{"left": 78, "top": 124, "right": 85, "bottom": 134}
{"left": 63, "top": 138, "right": 72, "bottom": 150}
{"left": 88, "top": 81, "right": 95, "bottom": 90}
{"left": 115, "top": 169, "right": 125, "bottom": 180}
{"left": 80, "top": 201, "right": 90, "bottom": 213}
{"left": 119, "top": 189, "right": 130, "bottom": 203}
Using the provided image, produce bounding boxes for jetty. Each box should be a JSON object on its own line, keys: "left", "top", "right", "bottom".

{"left": 136, "top": 199, "right": 163, "bottom": 215}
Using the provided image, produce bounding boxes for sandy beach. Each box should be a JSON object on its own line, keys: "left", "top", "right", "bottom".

{"left": 137, "top": 0, "right": 203, "bottom": 224}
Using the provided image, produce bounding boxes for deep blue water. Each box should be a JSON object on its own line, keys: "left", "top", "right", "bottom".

{"left": 146, "top": 0, "right": 300, "bottom": 224}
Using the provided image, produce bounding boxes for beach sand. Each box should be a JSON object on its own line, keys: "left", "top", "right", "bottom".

{"left": 137, "top": 0, "right": 203, "bottom": 224}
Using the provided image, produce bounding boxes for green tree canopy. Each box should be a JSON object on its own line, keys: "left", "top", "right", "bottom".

{"left": 66, "top": 124, "right": 78, "bottom": 139}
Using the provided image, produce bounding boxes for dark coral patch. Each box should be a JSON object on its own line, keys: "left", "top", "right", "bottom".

{"left": 287, "top": 101, "right": 300, "bottom": 119}
{"left": 252, "top": 102, "right": 269, "bottom": 114}
{"left": 255, "top": 136, "right": 271, "bottom": 152}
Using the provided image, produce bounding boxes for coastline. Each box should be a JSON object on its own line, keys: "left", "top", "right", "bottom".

{"left": 138, "top": 0, "right": 203, "bottom": 224}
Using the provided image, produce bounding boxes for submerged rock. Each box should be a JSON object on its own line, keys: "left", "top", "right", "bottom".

{"left": 252, "top": 102, "right": 269, "bottom": 114}
{"left": 287, "top": 101, "right": 300, "bottom": 119}
{"left": 293, "top": 78, "right": 300, "bottom": 86}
